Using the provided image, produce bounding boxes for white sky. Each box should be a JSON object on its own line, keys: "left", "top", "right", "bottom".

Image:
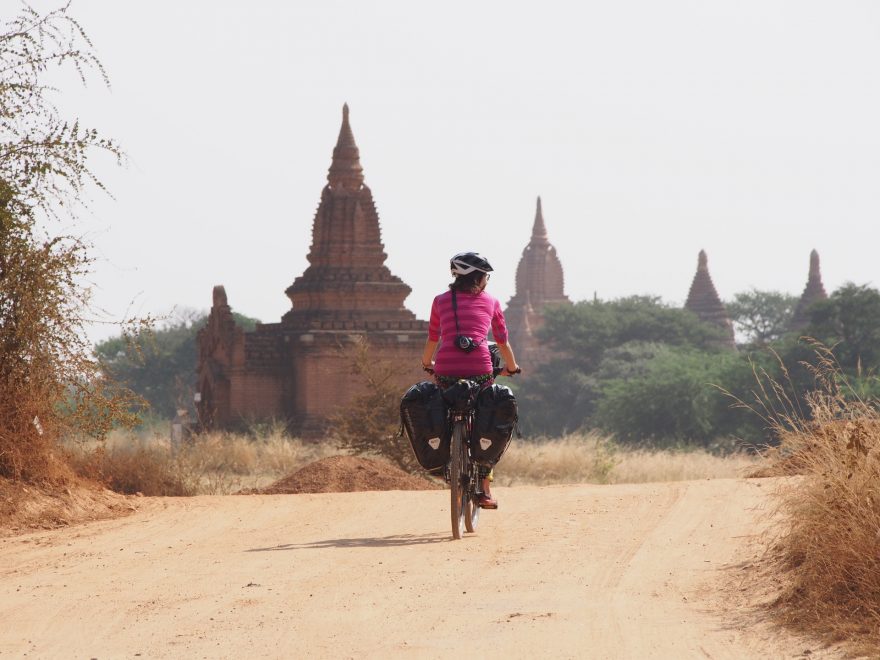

{"left": 26, "top": 1, "right": 880, "bottom": 342}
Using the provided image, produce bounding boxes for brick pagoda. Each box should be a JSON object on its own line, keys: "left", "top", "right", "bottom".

{"left": 790, "top": 249, "right": 828, "bottom": 331}
{"left": 504, "top": 197, "right": 571, "bottom": 366}
{"left": 196, "top": 105, "right": 427, "bottom": 431}
{"left": 684, "top": 250, "right": 735, "bottom": 348}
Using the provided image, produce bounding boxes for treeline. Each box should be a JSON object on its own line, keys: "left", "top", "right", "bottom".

{"left": 517, "top": 283, "right": 880, "bottom": 449}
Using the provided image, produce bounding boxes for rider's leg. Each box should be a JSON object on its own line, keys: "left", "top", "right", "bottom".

{"left": 480, "top": 468, "right": 493, "bottom": 495}
{"left": 478, "top": 468, "right": 498, "bottom": 508}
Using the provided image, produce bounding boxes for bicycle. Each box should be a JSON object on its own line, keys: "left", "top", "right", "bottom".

{"left": 424, "top": 363, "right": 520, "bottom": 540}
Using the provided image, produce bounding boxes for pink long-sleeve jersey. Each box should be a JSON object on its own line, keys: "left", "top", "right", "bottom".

{"left": 428, "top": 290, "right": 508, "bottom": 376}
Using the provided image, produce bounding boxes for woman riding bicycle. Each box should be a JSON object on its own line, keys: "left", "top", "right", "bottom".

{"left": 420, "top": 251, "right": 521, "bottom": 509}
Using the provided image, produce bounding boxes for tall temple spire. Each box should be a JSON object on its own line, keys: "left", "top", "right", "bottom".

{"left": 791, "top": 249, "right": 829, "bottom": 330}
{"left": 504, "top": 197, "right": 571, "bottom": 367}
{"left": 684, "top": 250, "right": 735, "bottom": 348}
{"left": 327, "top": 103, "right": 364, "bottom": 191}
{"left": 283, "top": 104, "right": 414, "bottom": 326}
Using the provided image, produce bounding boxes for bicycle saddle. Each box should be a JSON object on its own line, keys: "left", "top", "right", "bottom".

{"left": 441, "top": 379, "right": 481, "bottom": 411}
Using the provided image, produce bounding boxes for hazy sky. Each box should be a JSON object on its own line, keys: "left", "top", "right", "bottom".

{"left": 25, "top": 1, "right": 880, "bottom": 341}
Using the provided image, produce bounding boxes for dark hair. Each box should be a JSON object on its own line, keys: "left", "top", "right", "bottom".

{"left": 449, "top": 271, "right": 485, "bottom": 293}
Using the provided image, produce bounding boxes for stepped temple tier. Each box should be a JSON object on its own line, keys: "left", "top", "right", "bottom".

{"left": 684, "top": 250, "right": 736, "bottom": 348}
{"left": 196, "top": 105, "right": 427, "bottom": 432}
{"left": 504, "top": 197, "right": 571, "bottom": 367}
{"left": 791, "top": 249, "right": 829, "bottom": 331}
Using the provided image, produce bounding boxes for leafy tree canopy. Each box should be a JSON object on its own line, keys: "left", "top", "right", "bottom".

{"left": 518, "top": 297, "right": 729, "bottom": 437}
{"left": 537, "top": 296, "right": 728, "bottom": 372}
{"left": 727, "top": 289, "right": 798, "bottom": 346}
{"left": 805, "top": 283, "right": 880, "bottom": 373}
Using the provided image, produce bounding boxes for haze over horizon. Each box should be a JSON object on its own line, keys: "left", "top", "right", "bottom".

{"left": 26, "top": 1, "right": 880, "bottom": 340}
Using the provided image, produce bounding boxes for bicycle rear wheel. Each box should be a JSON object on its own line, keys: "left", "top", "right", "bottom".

{"left": 464, "top": 476, "right": 480, "bottom": 533}
{"left": 450, "top": 421, "right": 467, "bottom": 540}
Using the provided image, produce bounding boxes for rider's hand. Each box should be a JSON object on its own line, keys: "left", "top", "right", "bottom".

{"left": 502, "top": 365, "right": 522, "bottom": 376}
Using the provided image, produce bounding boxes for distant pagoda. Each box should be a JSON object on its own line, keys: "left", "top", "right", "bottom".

{"left": 504, "top": 197, "right": 571, "bottom": 366}
{"left": 790, "top": 249, "right": 828, "bottom": 331}
{"left": 684, "top": 250, "right": 735, "bottom": 348}
{"left": 197, "top": 105, "right": 427, "bottom": 432}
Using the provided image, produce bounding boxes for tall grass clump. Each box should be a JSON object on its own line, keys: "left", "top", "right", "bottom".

{"left": 748, "top": 345, "right": 880, "bottom": 649}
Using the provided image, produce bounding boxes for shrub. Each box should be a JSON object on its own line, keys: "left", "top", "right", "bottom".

{"left": 329, "top": 337, "right": 420, "bottom": 472}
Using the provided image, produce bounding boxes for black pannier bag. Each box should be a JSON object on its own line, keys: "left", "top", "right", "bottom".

{"left": 400, "top": 381, "right": 449, "bottom": 473}
{"left": 471, "top": 384, "right": 517, "bottom": 466}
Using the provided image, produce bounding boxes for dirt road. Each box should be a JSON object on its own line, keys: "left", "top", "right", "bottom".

{"left": 0, "top": 478, "right": 829, "bottom": 659}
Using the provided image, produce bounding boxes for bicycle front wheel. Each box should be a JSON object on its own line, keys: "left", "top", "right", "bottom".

{"left": 450, "top": 421, "right": 467, "bottom": 540}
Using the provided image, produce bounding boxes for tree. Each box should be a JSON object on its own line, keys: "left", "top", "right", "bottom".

{"left": 594, "top": 347, "right": 763, "bottom": 448}
{"left": 517, "top": 297, "right": 728, "bottom": 436}
{"left": 806, "top": 283, "right": 880, "bottom": 372}
{"left": 727, "top": 289, "right": 797, "bottom": 346}
{"left": 539, "top": 296, "right": 727, "bottom": 370}
{"left": 0, "top": 4, "right": 133, "bottom": 481}
{"left": 95, "top": 310, "right": 260, "bottom": 419}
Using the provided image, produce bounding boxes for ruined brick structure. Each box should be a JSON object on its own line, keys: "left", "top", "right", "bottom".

{"left": 504, "top": 197, "right": 571, "bottom": 366}
{"left": 684, "top": 250, "right": 736, "bottom": 348}
{"left": 196, "top": 105, "right": 427, "bottom": 432}
{"left": 790, "top": 249, "right": 828, "bottom": 331}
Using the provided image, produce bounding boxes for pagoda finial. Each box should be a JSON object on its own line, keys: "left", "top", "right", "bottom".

{"left": 809, "top": 249, "right": 821, "bottom": 279}
{"left": 327, "top": 103, "right": 364, "bottom": 191}
{"left": 531, "top": 196, "right": 548, "bottom": 243}
{"left": 212, "top": 285, "right": 228, "bottom": 308}
{"left": 698, "top": 249, "right": 708, "bottom": 270}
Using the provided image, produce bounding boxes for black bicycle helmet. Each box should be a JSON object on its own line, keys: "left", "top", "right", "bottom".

{"left": 450, "top": 252, "right": 493, "bottom": 276}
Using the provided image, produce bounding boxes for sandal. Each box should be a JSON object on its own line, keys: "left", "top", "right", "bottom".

{"left": 477, "top": 493, "right": 498, "bottom": 509}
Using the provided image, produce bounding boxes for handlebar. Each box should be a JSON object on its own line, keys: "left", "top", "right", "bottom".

{"left": 424, "top": 365, "right": 521, "bottom": 377}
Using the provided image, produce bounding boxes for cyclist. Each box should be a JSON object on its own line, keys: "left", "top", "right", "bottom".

{"left": 420, "top": 251, "right": 521, "bottom": 509}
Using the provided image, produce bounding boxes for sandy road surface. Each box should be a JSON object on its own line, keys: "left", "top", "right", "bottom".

{"left": 0, "top": 479, "right": 829, "bottom": 659}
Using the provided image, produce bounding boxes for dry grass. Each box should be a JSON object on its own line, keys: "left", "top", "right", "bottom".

{"left": 736, "top": 345, "right": 880, "bottom": 653}
{"left": 763, "top": 398, "right": 880, "bottom": 650}
{"left": 64, "top": 426, "right": 755, "bottom": 496}
{"left": 494, "top": 432, "right": 756, "bottom": 487}
{"left": 65, "top": 426, "right": 341, "bottom": 496}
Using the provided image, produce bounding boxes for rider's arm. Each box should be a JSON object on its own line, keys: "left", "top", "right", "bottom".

{"left": 423, "top": 296, "right": 442, "bottom": 369}
{"left": 496, "top": 342, "right": 520, "bottom": 375}
{"left": 421, "top": 338, "right": 438, "bottom": 369}
{"left": 490, "top": 299, "right": 520, "bottom": 375}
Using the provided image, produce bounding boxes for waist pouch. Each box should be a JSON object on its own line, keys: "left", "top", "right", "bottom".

{"left": 471, "top": 384, "right": 517, "bottom": 467}
{"left": 400, "top": 381, "right": 449, "bottom": 473}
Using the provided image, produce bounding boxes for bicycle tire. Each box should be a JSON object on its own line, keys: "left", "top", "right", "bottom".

{"left": 464, "top": 480, "right": 479, "bottom": 534}
{"left": 450, "top": 420, "right": 467, "bottom": 540}
{"left": 464, "top": 432, "right": 479, "bottom": 533}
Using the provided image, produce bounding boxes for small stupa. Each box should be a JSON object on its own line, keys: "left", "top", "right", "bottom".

{"left": 790, "top": 249, "right": 828, "bottom": 331}
{"left": 684, "top": 250, "right": 735, "bottom": 348}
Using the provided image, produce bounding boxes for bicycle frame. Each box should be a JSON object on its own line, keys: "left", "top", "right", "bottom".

{"left": 446, "top": 390, "right": 482, "bottom": 540}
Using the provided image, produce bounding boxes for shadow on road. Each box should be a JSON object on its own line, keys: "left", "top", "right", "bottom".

{"left": 246, "top": 533, "right": 449, "bottom": 551}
